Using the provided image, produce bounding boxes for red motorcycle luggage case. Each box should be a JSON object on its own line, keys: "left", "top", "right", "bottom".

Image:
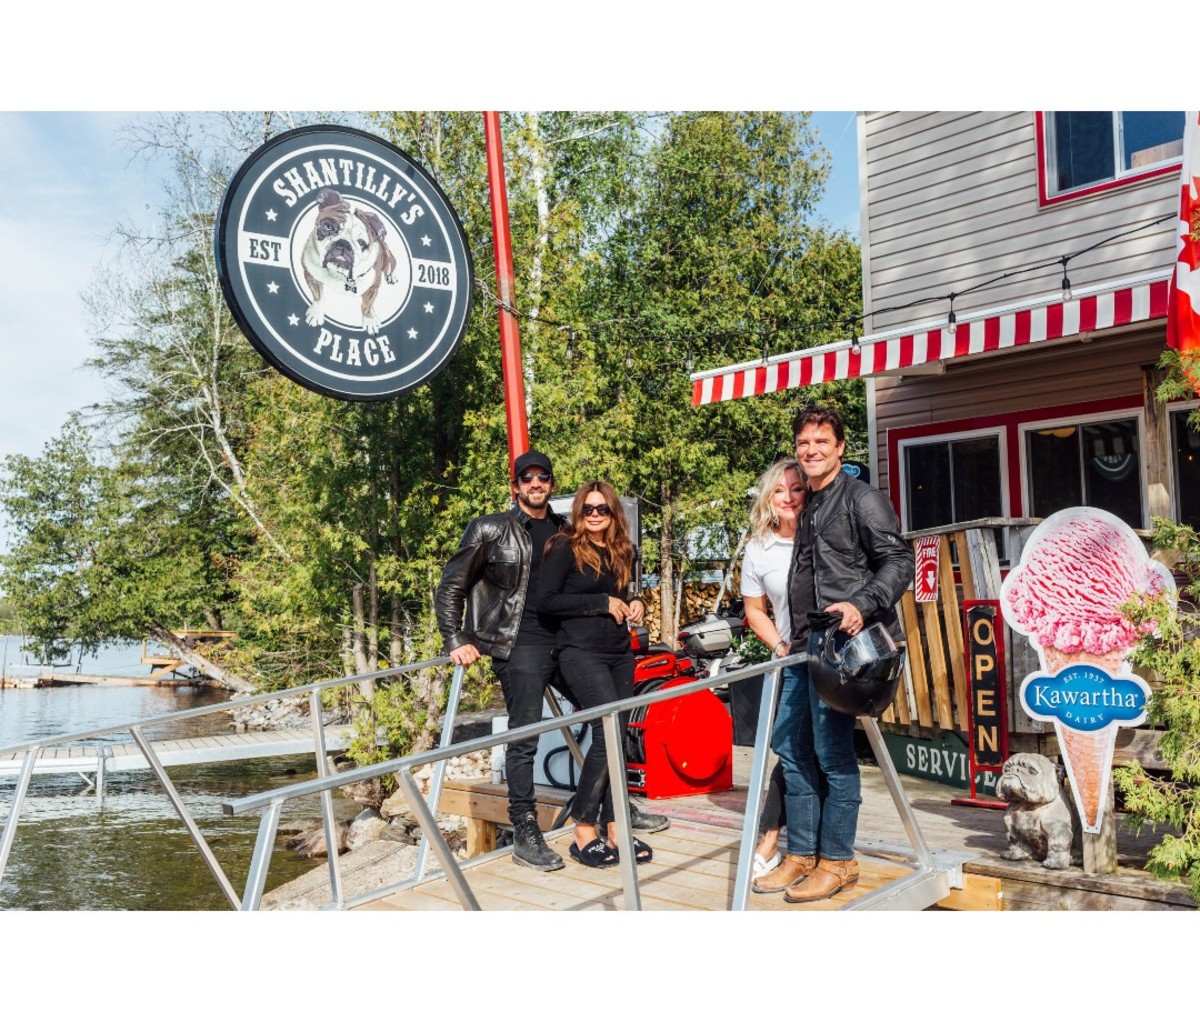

{"left": 626, "top": 675, "right": 733, "bottom": 799}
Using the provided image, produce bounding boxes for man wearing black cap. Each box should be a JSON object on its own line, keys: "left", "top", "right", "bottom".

{"left": 435, "top": 450, "right": 566, "bottom": 869}
{"left": 436, "top": 451, "right": 667, "bottom": 870}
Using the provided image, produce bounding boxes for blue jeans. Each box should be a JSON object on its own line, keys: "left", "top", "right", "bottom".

{"left": 770, "top": 663, "right": 861, "bottom": 860}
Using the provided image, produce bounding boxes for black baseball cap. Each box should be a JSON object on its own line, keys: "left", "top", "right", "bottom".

{"left": 513, "top": 450, "right": 553, "bottom": 479}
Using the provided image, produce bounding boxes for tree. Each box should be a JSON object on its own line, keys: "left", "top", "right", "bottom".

{"left": 540, "top": 111, "right": 863, "bottom": 639}
{"left": 1113, "top": 518, "right": 1200, "bottom": 900}
{"left": 4, "top": 111, "right": 864, "bottom": 765}
{"left": 0, "top": 415, "right": 253, "bottom": 688}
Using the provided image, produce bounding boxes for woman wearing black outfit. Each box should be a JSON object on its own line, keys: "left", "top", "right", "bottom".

{"left": 537, "top": 480, "right": 652, "bottom": 869}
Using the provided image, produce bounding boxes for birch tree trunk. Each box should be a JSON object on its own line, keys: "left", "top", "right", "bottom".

{"left": 658, "top": 479, "right": 677, "bottom": 646}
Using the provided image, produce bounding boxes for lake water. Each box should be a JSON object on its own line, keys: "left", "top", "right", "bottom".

{"left": 0, "top": 636, "right": 357, "bottom": 911}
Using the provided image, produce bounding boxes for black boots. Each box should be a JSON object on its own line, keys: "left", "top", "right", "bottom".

{"left": 511, "top": 814, "right": 564, "bottom": 871}
{"left": 629, "top": 800, "right": 670, "bottom": 833}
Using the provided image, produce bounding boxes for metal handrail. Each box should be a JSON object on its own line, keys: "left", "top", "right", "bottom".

{"left": 0, "top": 657, "right": 448, "bottom": 758}
{"left": 220, "top": 653, "right": 810, "bottom": 910}
{"left": 3, "top": 645, "right": 946, "bottom": 912}
{"left": 0, "top": 655, "right": 463, "bottom": 908}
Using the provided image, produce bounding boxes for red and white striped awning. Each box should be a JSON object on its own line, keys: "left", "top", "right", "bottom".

{"left": 691, "top": 275, "right": 1171, "bottom": 406}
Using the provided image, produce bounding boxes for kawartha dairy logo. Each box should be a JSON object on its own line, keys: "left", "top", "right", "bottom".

{"left": 215, "top": 125, "right": 473, "bottom": 401}
{"left": 1000, "top": 506, "right": 1175, "bottom": 833}
{"left": 1019, "top": 666, "right": 1150, "bottom": 732}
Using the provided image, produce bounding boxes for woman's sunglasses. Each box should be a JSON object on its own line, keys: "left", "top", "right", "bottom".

{"left": 581, "top": 503, "right": 612, "bottom": 518}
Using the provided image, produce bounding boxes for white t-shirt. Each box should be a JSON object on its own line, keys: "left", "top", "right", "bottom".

{"left": 740, "top": 532, "right": 794, "bottom": 647}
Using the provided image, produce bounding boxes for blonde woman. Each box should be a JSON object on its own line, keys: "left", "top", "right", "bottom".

{"left": 740, "top": 459, "right": 806, "bottom": 884}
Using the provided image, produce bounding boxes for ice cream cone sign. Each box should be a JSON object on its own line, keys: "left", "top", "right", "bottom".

{"left": 1000, "top": 508, "right": 1175, "bottom": 834}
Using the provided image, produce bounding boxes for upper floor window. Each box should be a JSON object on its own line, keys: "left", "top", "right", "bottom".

{"left": 1040, "top": 111, "right": 1184, "bottom": 203}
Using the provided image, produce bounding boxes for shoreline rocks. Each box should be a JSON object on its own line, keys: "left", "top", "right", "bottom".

{"left": 265, "top": 743, "right": 494, "bottom": 911}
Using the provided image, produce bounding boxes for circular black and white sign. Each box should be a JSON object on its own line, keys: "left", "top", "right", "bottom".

{"left": 215, "top": 125, "right": 473, "bottom": 400}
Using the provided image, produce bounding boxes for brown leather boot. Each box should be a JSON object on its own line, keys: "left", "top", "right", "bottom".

{"left": 751, "top": 854, "right": 817, "bottom": 894}
{"left": 783, "top": 857, "right": 860, "bottom": 903}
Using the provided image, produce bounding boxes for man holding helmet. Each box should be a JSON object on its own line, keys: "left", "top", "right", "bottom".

{"left": 752, "top": 406, "right": 914, "bottom": 903}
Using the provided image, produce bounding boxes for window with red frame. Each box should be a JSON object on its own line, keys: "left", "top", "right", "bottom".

{"left": 1042, "top": 111, "right": 1183, "bottom": 200}
{"left": 1023, "top": 417, "right": 1143, "bottom": 528}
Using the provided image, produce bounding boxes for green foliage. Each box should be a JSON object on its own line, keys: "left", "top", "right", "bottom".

{"left": 1113, "top": 517, "right": 1200, "bottom": 900}
{"left": 731, "top": 633, "right": 773, "bottom": 665}
{"left": 0, "top": 416, "right": 220, "bottom": 661}
{"left": 4, "top": 111, "right": 862, "bottom": 770}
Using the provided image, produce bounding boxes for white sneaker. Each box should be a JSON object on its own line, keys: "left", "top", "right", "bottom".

{"left": 752, "top": 851, "right": 782, "bottom": 879}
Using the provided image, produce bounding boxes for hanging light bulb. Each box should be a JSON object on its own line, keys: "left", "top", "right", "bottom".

{"left": 565, "top": 327, "right": 575, "bottom": 360}
{"left": 1060, "top": 257, "right": 1072, "bottom": 302}
{"left": 685, "top": 351, "right": 694, "bottom": 373}
{"left": 626, "top": 351, "right": 633, "bottom": 369}
{"left": 947, "top": 309, "right": 957, "bottom": 336}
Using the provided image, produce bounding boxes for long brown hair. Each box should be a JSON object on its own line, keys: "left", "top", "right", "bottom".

{"left": 554, "top": 480, "right": 634, "bottom": 591}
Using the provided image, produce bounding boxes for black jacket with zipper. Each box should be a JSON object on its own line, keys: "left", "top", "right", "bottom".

{"left": 788, "top": 471, "right": 914, "bottom": 643}
{"left": 435, "top": 506, "right": 567, "bottom": 661}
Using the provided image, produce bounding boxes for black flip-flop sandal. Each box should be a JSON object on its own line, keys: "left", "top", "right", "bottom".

{"left": 569, "top": 838, "right": 618, "bottom": 869}
{"left": 606, "top": 837, "right": 653, "bottom": 865}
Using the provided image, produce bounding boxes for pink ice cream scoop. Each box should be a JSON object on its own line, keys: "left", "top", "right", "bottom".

{"left": 1002, "top": 511, "right": 1168, "bottom": 656}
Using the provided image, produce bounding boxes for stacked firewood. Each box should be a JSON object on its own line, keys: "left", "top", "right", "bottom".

{"left": 638, "top": 583, "right": 725, "bottom": 644}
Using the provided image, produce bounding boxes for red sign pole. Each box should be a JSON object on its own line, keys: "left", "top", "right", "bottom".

{"left": 483, "top": 111, "right": 530, "bottom": 477}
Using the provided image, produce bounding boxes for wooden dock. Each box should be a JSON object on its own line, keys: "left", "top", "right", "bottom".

{"left": 294, "top": 748, "right": 1194, "bottom": 913}
{"left": 2, "top": 672, "right": 204, "bottom": 689}
{"left": 0, "top": 724, "right": 357, "bottom": 779}
{"left": 356, "top": 816, "right": 922, "bottom": 912}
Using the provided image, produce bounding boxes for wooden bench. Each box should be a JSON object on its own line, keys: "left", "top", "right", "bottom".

{"left": 439, "top": 779, "right": 573, "bottom": 857}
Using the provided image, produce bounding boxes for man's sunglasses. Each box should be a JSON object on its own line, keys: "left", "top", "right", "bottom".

{"left": 517, "top": 471, "right": 552, "bottom": 484}
{"left": 581, "top": 504, "right": 612, "bottom": 518}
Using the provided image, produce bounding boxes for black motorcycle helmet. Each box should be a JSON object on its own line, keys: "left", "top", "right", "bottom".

{"left": 806, "top": 611, "right": 906, "bottom": 717}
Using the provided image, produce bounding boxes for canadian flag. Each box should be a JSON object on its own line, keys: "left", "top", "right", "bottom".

{"left": 1167, "top": 111, "right": 1200, "bottom": 385}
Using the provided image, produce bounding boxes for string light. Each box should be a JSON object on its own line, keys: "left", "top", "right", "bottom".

{"left": 476, "top": 212, "right": 1173, "bottom": 359}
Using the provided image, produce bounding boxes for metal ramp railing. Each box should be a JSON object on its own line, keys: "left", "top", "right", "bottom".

{"left": 1, "top": 651, "right": 963, "bottom": 911}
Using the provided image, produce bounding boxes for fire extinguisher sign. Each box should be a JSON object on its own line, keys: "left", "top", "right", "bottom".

{"left": 914, "top": 536, "right": 940, "bottom": 602}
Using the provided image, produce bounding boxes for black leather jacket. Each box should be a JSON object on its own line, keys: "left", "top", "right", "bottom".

{"left": 435, "top": 506, "right": 567, "bottom": 660}
{"left": 789, "top": 471, "right": 914, "bottom": 641}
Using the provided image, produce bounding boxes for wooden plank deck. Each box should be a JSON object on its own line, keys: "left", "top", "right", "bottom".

{"left": 357, "top": 816, "right": 915, "bottom": 912}
{"left": 324, "top": 746, "right": 1192, "bottom": 913}
{"left": 0, "top": 724, "right": 358, "bottom": 777}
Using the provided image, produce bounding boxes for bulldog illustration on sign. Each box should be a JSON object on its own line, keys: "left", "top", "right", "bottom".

{"left": 301, "top": 188, "right": 398, "bottom": 336}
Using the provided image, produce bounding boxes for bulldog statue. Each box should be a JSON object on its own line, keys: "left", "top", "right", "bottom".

{"left": 995, "top": 752, "right": 1079, "bottom": 870}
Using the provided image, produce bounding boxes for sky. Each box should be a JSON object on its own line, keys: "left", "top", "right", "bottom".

{"left": 0, "top": 110, "right": 860, "bottom": 553}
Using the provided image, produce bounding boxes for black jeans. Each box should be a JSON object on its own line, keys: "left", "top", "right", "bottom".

{"left": 558, "top": 647, "right": 635, "bottom": 826}
{"left": 492, "top": 643, "right": 560, "bottom": 826}
{"left": 759, "top": 760, "right": 787, "bottom": 835}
